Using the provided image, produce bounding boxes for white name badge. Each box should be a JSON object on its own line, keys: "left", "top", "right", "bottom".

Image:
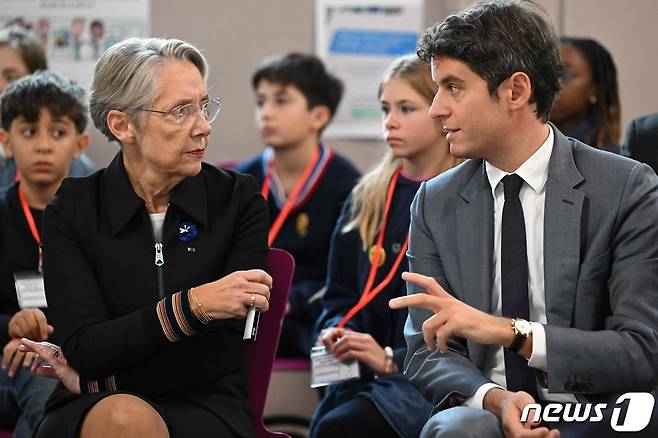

{"left": 14, "top": 271, "right": 47, "bottom": 309}
{"left": 310, "top": 345, "right": 360, "bottom": 388}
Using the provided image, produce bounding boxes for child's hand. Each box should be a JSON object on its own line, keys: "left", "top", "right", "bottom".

{"left": 1, "top": 338, "right": 36, "bottom": 377}
{"left": 331, "top": 331, "right": 395, "bottom": 375}
{"left": 318, "top": 327, "right": 348, "bottom": 350}
{"left": 8, "top": 308, "right": 53, "bottom": 341}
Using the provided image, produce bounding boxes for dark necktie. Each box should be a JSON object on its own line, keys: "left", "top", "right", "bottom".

{"left": 501, "top": 174, "right": 537, "bottom": 397}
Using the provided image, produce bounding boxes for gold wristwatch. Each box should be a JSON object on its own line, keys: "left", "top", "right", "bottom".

{"left": 507, "top": 318, "right": 532, "bottom": 353}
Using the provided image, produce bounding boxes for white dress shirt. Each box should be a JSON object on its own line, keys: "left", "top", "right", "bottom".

{"left": 464, "top": 126, "right": 577, "bottom": 409}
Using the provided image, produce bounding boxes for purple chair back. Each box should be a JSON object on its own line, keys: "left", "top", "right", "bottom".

{"left": 0, "top": 430, "right": 11, "bottom": 438}
{"left": 247, "top": 248, "right": 295, "bottom": 438}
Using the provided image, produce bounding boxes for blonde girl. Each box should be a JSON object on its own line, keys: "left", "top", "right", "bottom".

{"left": 310, "top": 55, "right": 461, "bottom": 438}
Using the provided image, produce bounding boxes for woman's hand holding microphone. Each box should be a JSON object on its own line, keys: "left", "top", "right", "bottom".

{"left": 192, "top": 269, "right": 272, "bottom": 320}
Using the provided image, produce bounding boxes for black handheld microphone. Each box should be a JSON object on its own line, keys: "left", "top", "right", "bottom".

{"left": 243, "top": 306, "right": 260, "bottom": 342}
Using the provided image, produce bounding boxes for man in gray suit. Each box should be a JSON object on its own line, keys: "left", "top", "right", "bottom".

{"left": 390, "top": 1, "right": 658, "bottom": 437}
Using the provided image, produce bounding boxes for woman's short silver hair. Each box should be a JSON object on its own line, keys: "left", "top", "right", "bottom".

{"left": 89, "top": 37, "right": 208, "bottom": 143}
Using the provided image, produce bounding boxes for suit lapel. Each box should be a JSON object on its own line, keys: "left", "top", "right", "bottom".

{"left": 457, "top": 162, "right": 494, "bottom": 315}
{"left": 456, "top": 163, "right": 494, "bottom": 368}
{"left": 543, "top": 127, "right": 585, "bottom": 327}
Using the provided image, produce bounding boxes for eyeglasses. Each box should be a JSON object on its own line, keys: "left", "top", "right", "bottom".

{"left": 139, "top": 98, "right": 222, "bottom": 125}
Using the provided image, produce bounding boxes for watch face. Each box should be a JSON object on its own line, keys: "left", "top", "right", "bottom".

{"left": 515, "top": 319, "right": 532, "bottom": 336}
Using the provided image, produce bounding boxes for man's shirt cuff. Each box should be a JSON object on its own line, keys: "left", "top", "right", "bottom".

{"left": 528, "top": 322, "right": 547, "bottom": 371}
{"left": 463, "top": 383, "right": 504, "bottom": 409}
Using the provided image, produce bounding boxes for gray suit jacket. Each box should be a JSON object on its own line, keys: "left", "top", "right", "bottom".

{"left": 404, "top": 127, "right": 658, "bottom": 410}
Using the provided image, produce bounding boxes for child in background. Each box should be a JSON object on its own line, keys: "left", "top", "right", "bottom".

{"left": 0, "top": 71, "right": 89, "bottom": 437}
{"left": 310, "top": 55, "right": 462, "bottom": 438}
{"left": 0, "top": 26, "right": 95, "bottom": 187}
{"left": 236, "top": 53, "right": 360, "bottom": 358}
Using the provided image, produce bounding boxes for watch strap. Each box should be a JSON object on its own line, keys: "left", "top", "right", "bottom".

{"left": 508, "top": 331, "right": 527, "bottom": 353}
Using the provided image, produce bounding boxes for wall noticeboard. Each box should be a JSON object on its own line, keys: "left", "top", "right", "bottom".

{"left": 315, "top": 0, "right": 423, "bottom": 140}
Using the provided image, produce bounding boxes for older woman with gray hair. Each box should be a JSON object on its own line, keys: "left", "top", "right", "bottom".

{"left": 19, "top": 37, "right": 272, "bottom": 438}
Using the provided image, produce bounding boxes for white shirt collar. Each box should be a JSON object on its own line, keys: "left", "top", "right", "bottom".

{"left": 485, "top": 125, "right": 554, "bottom": 196}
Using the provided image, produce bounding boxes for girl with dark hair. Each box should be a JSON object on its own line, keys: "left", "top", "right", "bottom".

{"left": 550, "top": 37, "right": 621, "bottom": 152}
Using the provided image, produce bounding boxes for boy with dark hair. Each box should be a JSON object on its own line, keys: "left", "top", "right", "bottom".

{"left": 236, "top": 53, "right": 360, "bottom": 358}
{"left": 251, "top": 52, "right": 344, "bottom": 120}
{"left": 0, "top": 71, "right": 89, "bottom": 437}
{"left": 0, "top": 26, "right": 95, "bottom": 186}
{"left": 389, "top": 0, "right": 658, "bottom": 437}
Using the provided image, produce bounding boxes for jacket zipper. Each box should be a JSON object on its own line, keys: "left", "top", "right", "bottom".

{"left": 154, "top": 242, "right": 165, "bottom": 298}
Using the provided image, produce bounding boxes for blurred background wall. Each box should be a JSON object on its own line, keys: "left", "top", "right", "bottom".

{"left": 78, "top": 0, "right": 658, "bottom": 171}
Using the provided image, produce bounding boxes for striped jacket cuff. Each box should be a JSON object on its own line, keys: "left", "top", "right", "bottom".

{"left": 81, "top": 375, "right": 117, "bottom": 394}
{"left": 156, "top": 290, "right": 204, "bottom": 342}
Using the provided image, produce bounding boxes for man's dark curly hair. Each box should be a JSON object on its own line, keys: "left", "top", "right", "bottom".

{"left": 252, "top": 53, "right": 343, "bottom": 118}
{"left": 417, "top": 0, "right": 561, "bottom": 122}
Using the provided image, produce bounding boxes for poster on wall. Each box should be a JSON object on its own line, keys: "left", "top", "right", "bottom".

{"left": 315, "top": 0, "right": 423, "bottom": 139}
{"left": 0, "top": 0, "right": 150, "bottom": 92}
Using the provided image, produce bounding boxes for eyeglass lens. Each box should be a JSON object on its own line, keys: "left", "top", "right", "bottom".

{"left": 178, "top": 99, "right": 221, "bottom": 124}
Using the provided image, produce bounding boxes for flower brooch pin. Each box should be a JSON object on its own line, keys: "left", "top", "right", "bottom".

{"left": 178, "top": 221, "right": 198, "bottom": 243}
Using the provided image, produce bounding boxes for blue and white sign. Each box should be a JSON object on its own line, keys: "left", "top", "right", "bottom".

{"left": 315, "top": 0, "right": 423, "bottom": 139}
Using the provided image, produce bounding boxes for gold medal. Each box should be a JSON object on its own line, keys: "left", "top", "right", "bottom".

{"left": 296, "top": 212, "right": 309, "bottom": 237}
{"left": 368, "top": 245, "right": 386, "bottom": 267}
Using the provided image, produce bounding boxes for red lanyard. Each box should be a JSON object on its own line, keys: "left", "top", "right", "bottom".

{"left": 261, "top": 147, "right": 321, "bottom": 246}
{"left": 337, "top": 167, "right": 409, "bottom": 328}
{"left": 17, "top": 185, "right": 43, "bottom": 271}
